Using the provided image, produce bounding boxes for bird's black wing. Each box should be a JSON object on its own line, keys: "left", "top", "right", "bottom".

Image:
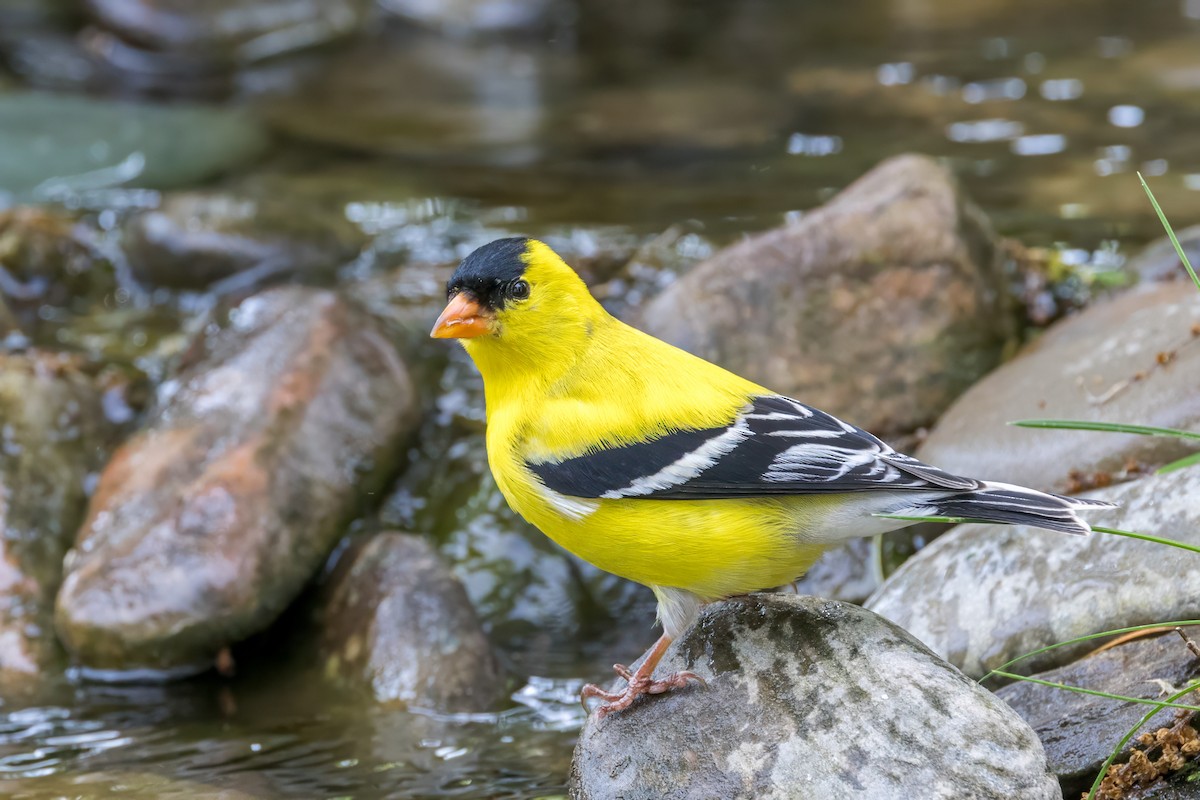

{"left": 526, "top": 395, "right": 982, "bottom": 500}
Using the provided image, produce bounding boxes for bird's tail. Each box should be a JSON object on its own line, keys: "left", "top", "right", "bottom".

{"left": 893, "top": 481, "right": 1117, "bottom": 536}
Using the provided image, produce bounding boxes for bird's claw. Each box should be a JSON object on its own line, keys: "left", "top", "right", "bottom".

{"left": 579, "top": 665, "right": 707, "bottom": 717}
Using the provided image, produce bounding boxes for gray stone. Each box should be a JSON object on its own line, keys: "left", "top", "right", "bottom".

{"left": 0, "top": 92, "right": 267, "bottom": 201}
{"left": 867, "top": 465, "right": 1200, "bottom": 678}
{"left": 570, "top": 594, "right": 1060, "bottom": 800}
{"left": 380, "top": 0, "right": 556, "bottom": 34}
{"left": 917, "top": 283, "right": 1200, "bottom": 494}
{"left": 635, "top": 154, "right": 1016, "bottom": 437}
{"left": 1124, "top": 225, "right": 1200, "bottom": 284}
{"left": 314, "top": 533, "right": 503, "bottom": 712}
{"left": 55, "top": 287, "right": 420, "bottom": 673}
{"left": 996, "top": 632, "right": 1200, "bottom": 796}
{"left": 83, "top": 0, "right": 371, "bottom": 59}
{"left": 122, "top": 191, "right": 367, "bottom": 290}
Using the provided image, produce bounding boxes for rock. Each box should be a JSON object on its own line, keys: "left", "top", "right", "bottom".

{"left": 265, "top": 34, "right": 552, "bottom": 164}
{"left": 0, "top": 207, "right": 112, "bottom": 311}
{"left": 867, "top": 465, "right": 1200, "bottom": 678}
{"left": 916, "top": 283, "right": 1200, "bottom": 494}
{"left": 314, "top": 532, "right": 503, "bottom": 711}
{"left": 635, "top": 154, "right": 1016, "bottom": 437}
{"left": 570, "top": 594, "right": 1059, "bottom": 800}
{"left": 0, "top": 295, "right": 16, "bottom": 337}
{"left": 380, "top": 0, "right": 556, "bottom": 35}
{"left": 0, "top": 352, "right": 115, "bottom": 689}
{"left": 1124, "top": 225, "right": 1200, "bottom": 284}
{"left": 0, "top": 92, "right": 268, "bottom": 201}
{"left": 996, "top": 632, "right": 1200, "bottom": 796}
{"left": 122, "top": 191, "right": 367, "bottom": 291}
{"left": 571, "top": 81, "right": 787, "bottom": 154}
{"left": 55, "top": 287, "right": 420, "bottom": 673}
{"left": 83, "top": 0, "right": 371, "bottom": 60}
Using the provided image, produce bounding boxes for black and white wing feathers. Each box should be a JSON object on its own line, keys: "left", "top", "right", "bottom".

{"left": 526, "top": 395, "right": 981, "bottom": 501}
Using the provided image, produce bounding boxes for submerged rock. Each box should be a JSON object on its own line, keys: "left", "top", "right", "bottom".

{"left": 0, "top": 206, "right": 113, "bottom": 315}
{"left": 55, "top": 287, "right": 419, "bottom": 673}
{"left": 380, "top": 0, "right": 556, "bottom": 35}
{"left": 0, "top": 92, "right": 268, "bottom": 200}
{"left": 917, "top": 283, "right": 1200, "bottom": 493}
{"left": 867, "top": 465, "right": 1199, "bottom": 677}
{"left": 570, "top": 595, "right": 1059, "bottom": 800}
{"left": 0, "top": 352, "right": 114, "bottom": 689}
{"left": 123, "top": 191, "right": 367, "bottom": 291}
{"left": 314, "top": 532, "right": 503, "bottom": 711}
{"left": 83, "top": 0, "right": 371, "bottom": 61}
{"left": 997, "top": 632, "right": 1200, "bottom": 797}
{"left": 636, "top": 154, "right": 1015, "bottom": 437}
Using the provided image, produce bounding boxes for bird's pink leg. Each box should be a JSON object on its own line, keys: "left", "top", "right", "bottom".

{"left": 580, "top": 632, "right": 705, "bottom": 717}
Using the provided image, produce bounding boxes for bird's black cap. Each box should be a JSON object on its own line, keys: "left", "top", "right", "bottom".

{"left": 448, "top": 237, "right": 532, "bottom": 309}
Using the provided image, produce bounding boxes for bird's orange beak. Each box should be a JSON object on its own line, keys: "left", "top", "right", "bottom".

{"left": 431, "top": 293, "right": 493, "bottom": 339}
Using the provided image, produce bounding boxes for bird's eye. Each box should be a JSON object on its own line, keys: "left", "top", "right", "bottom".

{"left": 510, "top": 279, "right": 530, "bottom": 300}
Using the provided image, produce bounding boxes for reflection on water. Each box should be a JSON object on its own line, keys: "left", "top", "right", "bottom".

{"left": 1, "top": 0, "right": 1200, "bottom": 797}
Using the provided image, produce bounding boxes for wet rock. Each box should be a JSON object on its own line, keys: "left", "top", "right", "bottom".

{"left": 996, "top": 632, "right": 1200, "bottom": 796}
{"left": 636, "top": 154, "right": 1016, "bottom": 437}
{"left": 0, "top": 352, "right": 114, "bottom": 689}
{"left": 380, "top": 0, "right": 556, "bottom": 35}
{"left": 917, "top": 283, "right": 1200, "bottom": 494}
{"left": 1124, "top": 225, "right": 1200, "bottom": 284}
{"left": 571, "top": 81, "right": 786, "bottom": 154}
{"left": 83, "top": 0, "right": 371, "bottom": 61}
{"left": 867, "top": 465, "right": 1199, "bottom": 678}
{"left": 265, "top": 34, "right": 554, "bottom": 164}
{"left": 0, "top": 207, "right": 114, "bottom": 314}
{"left": 122, "top": 191, "right": 367, "bottom": 291}
{"left": 0, "top": 92, "right": 268, "bottom": 201}
{"left": 55, "top": 287, "right": 419, "bottom": 673}
{"left": 570, "top": 594, "right": 1059, "bottom": 800}
{"left": 314, "top": 532, "right": 503, "bottom": 711}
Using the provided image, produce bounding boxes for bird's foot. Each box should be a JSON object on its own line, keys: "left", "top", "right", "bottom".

{"left": 580, "top": 662, "right": 706, "bottom": 718}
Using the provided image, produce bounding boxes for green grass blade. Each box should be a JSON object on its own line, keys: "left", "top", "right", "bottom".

{"left": 1092, "top": 525, "right": 1200, "bottom": 556}
{"left": 1086, "top": 682, "right": 1199, "bottom": 800}
{"left": 991, "top": 670, "right": 1200, "bottom": 713}
{"left": 1158, "top": 450, "right": 1200, "bottom": 474}
{"left": 1139, "top": 172, "right": 1200, "bottom": 294}
{"left": 978, "top": 621, "right": 1200, "bottom": 684}
{"left": 1011, "top": 419, "right": 1200, "bottom": 440}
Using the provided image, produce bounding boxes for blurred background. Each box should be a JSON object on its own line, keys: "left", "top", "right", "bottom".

{"left": 0, "top": 0, "right": 1199, "bottom": 798}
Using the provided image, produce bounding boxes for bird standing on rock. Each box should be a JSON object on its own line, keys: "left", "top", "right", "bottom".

{"left": 431, "top": 237, "right": 1114, "bottom": 717}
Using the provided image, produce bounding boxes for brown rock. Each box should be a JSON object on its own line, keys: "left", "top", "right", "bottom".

{"left": 315, "top": 533, "right": 503, "bottom": 711}
{"left": 0, "top": 351, "right": 115, "bottom": 689}
{"left": 917, "top": 283, "right": 1200, "bottom": 493}
{"left": 55, "top": 287, "right": 420, "bottom": 673}
{"left": 635, "top": 154, "right": 1015, "bottom": 436}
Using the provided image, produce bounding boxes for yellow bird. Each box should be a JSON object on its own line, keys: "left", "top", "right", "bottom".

{"left": 431, "top": 237, "right": 1113, "bottom": 716}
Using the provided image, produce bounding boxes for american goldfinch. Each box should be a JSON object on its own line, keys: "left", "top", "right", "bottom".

{"left": 431, "top": 237, "right": 1113, "bottom": 717}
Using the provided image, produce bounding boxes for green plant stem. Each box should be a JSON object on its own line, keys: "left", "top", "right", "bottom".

{"left": 979, "top": 621, "right": 1200, "bottom": 684}
{"left": 1011, "top": 420, "right": 1200, "bottom": 440}
{"left": 1092, "top": 525, "right": 1200, "bottom": 556}
{"left": 1139, "top": 171, "right": 1200, "bottom": 294}
{"left": 991, "top": 671, "right": 1200, "bottom": 713}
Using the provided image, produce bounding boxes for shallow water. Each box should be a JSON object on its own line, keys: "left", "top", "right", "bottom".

{"left": 2, "top": 0, "right": 1200, "bottom": 797}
